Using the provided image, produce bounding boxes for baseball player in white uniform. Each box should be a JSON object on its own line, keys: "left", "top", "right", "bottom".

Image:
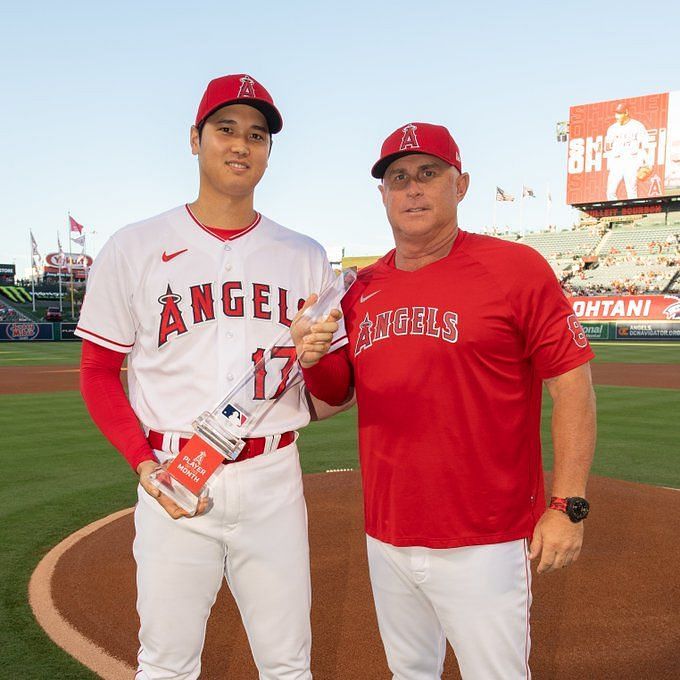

{"left": 77, "top": 74, "right": 346, "bottom": 680}
{"left": 604, "top": 102, "right": 650, "bottom": 200}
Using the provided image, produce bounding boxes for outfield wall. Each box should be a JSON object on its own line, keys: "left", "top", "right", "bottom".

{"left": 574, "top": 294, "right": 680, "bottom": 341}
{"left": 582, "top": 321, "right": 680, "bottom": 341}
{"left": 0, "top": 322, "right": 80, "bottom": 342}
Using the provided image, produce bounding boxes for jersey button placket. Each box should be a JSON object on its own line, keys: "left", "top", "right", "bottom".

{"left": 219, "top": 242, "right": 246, "bottom": 398}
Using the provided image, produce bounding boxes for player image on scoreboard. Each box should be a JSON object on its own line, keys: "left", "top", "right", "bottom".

{"left": 604, "top": 103, "right": 650, "bottom": 200}
{"left": 665, "top": 91, "right": 680, "bottom": 193}
{"left": 566, "top": 91, "right": 680, "bottom": 205}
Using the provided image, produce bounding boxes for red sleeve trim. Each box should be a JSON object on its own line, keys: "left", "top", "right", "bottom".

{"left": 76, "top": 325, "right": 134, "bottom": 348}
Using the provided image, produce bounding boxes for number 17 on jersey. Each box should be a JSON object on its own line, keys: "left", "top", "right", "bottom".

{"left": 149, "top": 269, "right": 357, "bottom": 514}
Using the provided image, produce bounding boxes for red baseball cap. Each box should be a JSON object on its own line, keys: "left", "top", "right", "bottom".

{"left": 614, "top": 103, "right": 628, "bottom": 114}
{"left": 195, "top": 74, "right": 283, "bottom": 134}
{"left": 371, "top": 122, "right": 462, "bottom": 179}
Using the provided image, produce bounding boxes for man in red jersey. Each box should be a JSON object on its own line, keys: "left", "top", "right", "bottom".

{"left": 294, "top": 123, "right": 596, "bottom": 678}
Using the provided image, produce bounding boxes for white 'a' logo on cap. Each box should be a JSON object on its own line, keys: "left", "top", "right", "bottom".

{"left": 238, "top": 75, "right": 256, "bottom": 98}
{"left": 399, "top": 124, "right": 419, "bottom": 151}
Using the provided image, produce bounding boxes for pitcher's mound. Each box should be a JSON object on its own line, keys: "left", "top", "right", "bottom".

{"left": 43, "top": 472, "right": 680, "bottom": 679}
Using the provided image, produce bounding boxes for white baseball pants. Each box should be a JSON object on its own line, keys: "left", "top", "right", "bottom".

{"left": 366, "top": 535, "right": 532, "bottom": 680}
{"left": 606, "top": 159, "right": 639, "bottom": 200}
{"left": 133, "top": 441, "right": 312, "bottom": 680}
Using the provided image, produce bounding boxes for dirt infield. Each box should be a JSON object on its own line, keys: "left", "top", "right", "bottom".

{"left": 0, "top": 365, "right": 126, "bottom": 394}
{"left": 2, "top": 363, "right": 678, "bottom": 394}
{"left": 35, "top": 472, "right": 680, "bottom": 679}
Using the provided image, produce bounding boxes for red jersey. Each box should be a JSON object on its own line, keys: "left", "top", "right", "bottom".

{"left": 342, "top": 230, "right": 594, "bottom": 549}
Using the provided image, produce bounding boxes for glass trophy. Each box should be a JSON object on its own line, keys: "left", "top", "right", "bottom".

{"left": 149, "top": 268, "right": 357, "bottom": 514}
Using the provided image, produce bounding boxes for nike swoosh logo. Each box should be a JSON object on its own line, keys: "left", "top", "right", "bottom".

{"left": 162, "top": 248, "right": 188, "bottom": 262}
{"left": 360, "top": 290, "right": 381, "bottom": 303}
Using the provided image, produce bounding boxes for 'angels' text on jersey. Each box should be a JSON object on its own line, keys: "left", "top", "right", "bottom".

{"left": 157, "top": 280, "right": 304, "bottom": 348}
{"left": 354, "top": 306, "right": 459, "bottom": 356}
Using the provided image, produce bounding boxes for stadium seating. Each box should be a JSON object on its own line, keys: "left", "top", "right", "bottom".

{"left": 568, "top": 260, "right": 677, "bottom": 293}
{"left": 519, "top": 231, "right": 600, "bottom": 258}
{"left": 0, "top": 301, "right": 32, "bottom": 322}
{"left": 603, "top": 226, "right": 680, "bottom": 256}
{"left": 514, "top": 224, "right": 679, "bottom": 295}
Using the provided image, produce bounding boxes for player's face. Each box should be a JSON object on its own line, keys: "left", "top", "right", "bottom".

{"left": 190, "top": 104, "right": 270, "bottom": 198}
{"left": 615, "top": 111, "right": 629, "bottom": 124}
{"left": 379, "top": 154, "right": 469, "bottom": 244}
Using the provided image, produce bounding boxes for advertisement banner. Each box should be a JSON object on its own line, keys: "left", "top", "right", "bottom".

{"left": 581, "top": 322, "right": 611, "bottom": 340}
{"left": 0, "top": 323, "right": 55, "bottom": 341}
{"left": 615, "top": 322, "right": 680, "bottom": 340}
{"left": 571, "top": 294, "right": 680, "bottom": 321}
{"left": 567, "top": 91, "right": 680, "bottom": 205}
{"left": 60, "top": 323, "right": 80, "bottom": 340}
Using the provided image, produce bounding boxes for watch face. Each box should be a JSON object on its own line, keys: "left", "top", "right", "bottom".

{"left": 567, "top": 497, "right": 590, "bottom": 522}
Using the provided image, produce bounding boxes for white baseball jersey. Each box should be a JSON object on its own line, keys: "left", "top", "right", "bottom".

{"left": 604, "top": 119, "right": 649, "bottom": 163}
{"left": 76, "top": 205, "right": 347, "bottom": 436}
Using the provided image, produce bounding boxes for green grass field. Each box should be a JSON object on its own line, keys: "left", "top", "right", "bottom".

{"left": 0, "top": 341, "right": 678, "bottom": 678}
{"left": 2, "top": 340, "right": 678, "bottom": 367}
{"left": 0, "top": 342, "right": 82, "bottom": 366}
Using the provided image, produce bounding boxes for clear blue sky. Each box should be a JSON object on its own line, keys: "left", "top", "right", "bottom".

{"left": 1, "top": 0, "right": 678, "bottom": 274}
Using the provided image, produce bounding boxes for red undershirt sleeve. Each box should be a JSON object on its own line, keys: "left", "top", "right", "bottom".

{"left": 300, "top": 345, "right": 353, "bottom": 406}
{"left": 80, "top": 339, "right": 156, "bottom": 472}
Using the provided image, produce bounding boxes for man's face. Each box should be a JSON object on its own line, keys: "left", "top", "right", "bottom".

{"left": 190, "top": 103, "right": 270, "bottom": 198}
{"left": 615, "top": 110, "right": 629, "bottom": 124}
{"left": 378, "top": 153, "right": 469, "bottom": 243}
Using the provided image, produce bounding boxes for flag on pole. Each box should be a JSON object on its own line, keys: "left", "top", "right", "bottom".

{"left": 522, "top": 185, "right": 536, "bottom": 198}
{"left": 69, "top": 216, "right": 84, "bottom": 234}
{"left": 57, "top": 232, "right": 65, "bottom": 266}
{"left": 30, "top": 230, "right": 40, "bottom": 259}
{"left": 72, "top": 234, "right": 86, "bottom": 247}
{"left": 496, "top": 186, "right": 515, "bottom": 202}
{"left": 30, "top": 230, "right": 42, "bottom": 271}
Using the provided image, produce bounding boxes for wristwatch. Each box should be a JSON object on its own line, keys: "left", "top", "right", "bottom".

{"left": 549, "top": 496, "right": 590, "bottom": 523}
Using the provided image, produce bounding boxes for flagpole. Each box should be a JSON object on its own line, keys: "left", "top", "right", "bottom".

{"left": 57, "top": 231, "right": 63, "bottom": 313}
{"left": 30, "top": 232, "right": 36, "bottom": 313}
{"left": 68, "top": 213, "right": 75, "bottom": 320}
{"left": 519, "top": 185, "right": 525, "bottom": 237}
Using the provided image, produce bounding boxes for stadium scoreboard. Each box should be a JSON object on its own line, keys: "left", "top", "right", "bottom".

{"left": 567, "top": 91, "right": 680, "bottom": 213}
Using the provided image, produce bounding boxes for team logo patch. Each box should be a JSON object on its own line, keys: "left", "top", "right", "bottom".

{"left": 158, "top": 285, "right": 188, "bottom": 347}
{"left": 399, "top": 124, "right": 419, "bottom": 151}
{"left": 662, "top": 295, "right": 680, "bottom": 320}
{"left": 222, "top": 403, "right": 247, "bottom": 427}
{"left": 238, "top": 75, "right": 256, "bottom": 98}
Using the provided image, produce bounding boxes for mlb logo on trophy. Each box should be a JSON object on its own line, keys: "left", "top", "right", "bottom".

{"left": 222, "top": 403, "right": 247, "bottom": 428}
